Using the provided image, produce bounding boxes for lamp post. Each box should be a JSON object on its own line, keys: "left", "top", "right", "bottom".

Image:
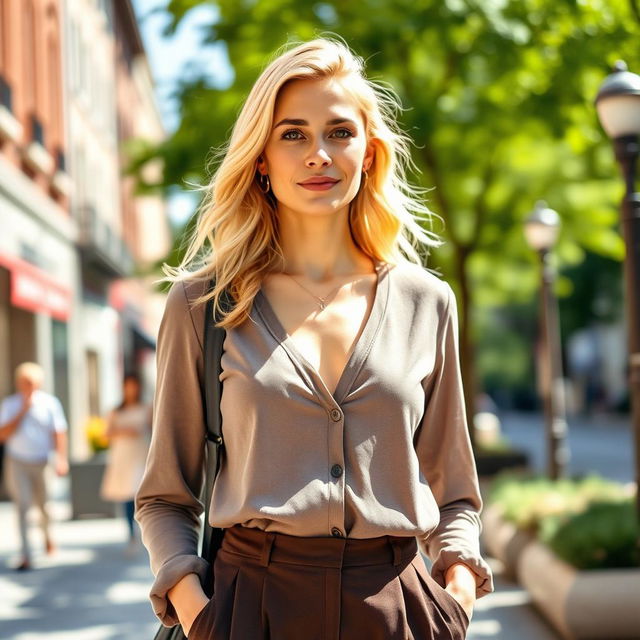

{"left": 525, "top": 201, "right": 570, "bottom": 480}
{"left": 595, "top": 60, "right": 640, "bottom": 530}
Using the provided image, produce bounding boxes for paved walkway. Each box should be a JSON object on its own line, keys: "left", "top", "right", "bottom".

{"left": 6, "top": 410, "right": 631, "bottom": 639}
{"left": 0, "top": 489, "right": 559, "bottom": 639}
{"left": 0, "top": 498, "right": 159, "bottom": 640}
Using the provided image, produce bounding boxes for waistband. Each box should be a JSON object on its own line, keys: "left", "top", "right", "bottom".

{"left": 220, "top": 524, "right": 418, "bottom": 569}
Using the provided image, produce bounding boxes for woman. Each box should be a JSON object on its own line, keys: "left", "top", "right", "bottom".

{"left": 101, "top": 373, "right": 151, "bottom": 549}
{"left": 135, "top": 37, "right": 494, "bottom": 640}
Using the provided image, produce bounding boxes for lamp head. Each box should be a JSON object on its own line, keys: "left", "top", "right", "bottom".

{"left": 595, "top": 60, "right": 640, "bottom": 139}
{"left": 524, "top": 200, "right": 561, "bottom": 251}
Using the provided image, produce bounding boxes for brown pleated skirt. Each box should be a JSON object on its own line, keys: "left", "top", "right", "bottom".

{"left": 188, "top": 524, "right": 470, "bottom": 640}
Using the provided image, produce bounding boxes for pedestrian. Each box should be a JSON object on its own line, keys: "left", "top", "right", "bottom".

{"left": 100, "top": 372, "right": 151, "bottom": 553}
{"left": 135, "top": 36, "right": 494, "bottom": 639}
{"left": 0, "top": 362, "right": 69, "bottom": 571}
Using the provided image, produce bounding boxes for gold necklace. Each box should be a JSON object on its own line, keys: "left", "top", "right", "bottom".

{"left": 284, "top": 273, "right": 343, "bottom": 310}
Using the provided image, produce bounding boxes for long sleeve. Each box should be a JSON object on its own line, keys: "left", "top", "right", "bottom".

{"left": 134, "top": 280, "right": 210, "bottom": 627}
{"left": 414, "top": 282, "right": 494, "bottom": 598}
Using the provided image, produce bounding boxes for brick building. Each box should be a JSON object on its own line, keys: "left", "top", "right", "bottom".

{"left": 0, "top": 0, "right": 170, "bottom": 478}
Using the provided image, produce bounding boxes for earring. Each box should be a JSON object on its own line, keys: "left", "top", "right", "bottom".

{"left": 258, "top": 173, "right": 271, "bottom": 193}
{"left": 363, "top": 168, "right": 369, "bottom": 183}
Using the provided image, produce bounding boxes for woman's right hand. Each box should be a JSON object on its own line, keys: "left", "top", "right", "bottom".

{"left": 167, "top": 573, "right": 211, "bottom": 637}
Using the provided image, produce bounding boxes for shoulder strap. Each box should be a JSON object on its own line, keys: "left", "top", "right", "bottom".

{"left": 200, "top": 282, "right": 234, "bottom": 595}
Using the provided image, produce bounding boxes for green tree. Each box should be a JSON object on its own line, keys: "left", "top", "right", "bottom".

{"left": 130, "top": 0, "right": 639, "bottom": 435}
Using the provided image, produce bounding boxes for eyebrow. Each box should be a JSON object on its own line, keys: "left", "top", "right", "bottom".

{"left": 273, "top": 117, "right": 357, "bottom": 129}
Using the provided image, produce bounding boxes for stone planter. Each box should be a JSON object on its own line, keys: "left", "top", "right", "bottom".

{"left": 69, "top": 454, "right": 118, "bottom": 519}
{"left": 481, "top": 503, "right": 532, "bottom": 580}
{"left": 482, "top": 505, "right": 640, "bottom": 639}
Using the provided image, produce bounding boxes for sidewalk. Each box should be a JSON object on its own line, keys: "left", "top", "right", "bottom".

{"left": 466, "top": 557, "right": 560, "bottom": 640}
{"left": 0, "top": 494, "right": 159, "bottom": 640}
{"left": 1, "top": 479, "right": 560, "bottom": 639}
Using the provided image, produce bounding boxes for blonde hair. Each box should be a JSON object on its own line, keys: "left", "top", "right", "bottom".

{"left": 15, "top": 362, "right": 44, "bottom": 386}
{"left": 165, "top": 35, "right": 443, "bottom": 329}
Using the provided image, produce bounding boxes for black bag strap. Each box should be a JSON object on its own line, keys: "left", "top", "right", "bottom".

{"left": 152, "top": 283, "right": 233, "bottom": 639}
{"left": 200, "top": 282, "right": 234, "bottom": 596}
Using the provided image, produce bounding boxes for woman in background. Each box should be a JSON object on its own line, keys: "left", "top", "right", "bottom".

{"left": 101, "top": 373, "right": 151, "bottom": 551}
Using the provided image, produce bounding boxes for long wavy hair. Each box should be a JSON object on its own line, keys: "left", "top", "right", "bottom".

{"left": 163, "top": 36, "right": 443, "bottom": 329}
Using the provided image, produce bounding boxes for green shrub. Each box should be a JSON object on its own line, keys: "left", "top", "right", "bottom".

{"left": 486, "top": 472, "right": 638, "bottom": 569}
{"left": 540, "top": 499, "right": 639, "bottom": 570}
{"left": 487, "top": 472, "right": 626, "bottom": 533}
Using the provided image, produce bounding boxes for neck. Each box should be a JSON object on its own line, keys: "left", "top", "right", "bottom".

{"left": 274, "top": 204, "right": 373, "bottom": 280}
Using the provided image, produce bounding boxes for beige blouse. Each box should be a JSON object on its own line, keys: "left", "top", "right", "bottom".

{"left": 100, "top": 404, "right": 151, "bottom": 502}
{"left": 135, "top": 259, "right": 495, "bottom": 627}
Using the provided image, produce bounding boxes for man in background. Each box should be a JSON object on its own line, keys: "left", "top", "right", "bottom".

{"left": 0, "top": 362, "right": 69, "bottom": 570}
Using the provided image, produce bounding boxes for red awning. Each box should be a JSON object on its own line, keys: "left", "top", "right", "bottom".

{"left": 0, "top": 253, "right": 72, "bottom": 322}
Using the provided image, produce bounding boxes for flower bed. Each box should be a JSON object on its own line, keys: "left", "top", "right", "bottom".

{"left": 482, "top": 472, "right": 640, "bottom": 639}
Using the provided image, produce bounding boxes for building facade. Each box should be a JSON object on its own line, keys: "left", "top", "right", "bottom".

{"left": 0, "top": 0, "right": 76, "bottom": 482}
{"left": 0, "top": 0, "right": 170, "bottom": 480}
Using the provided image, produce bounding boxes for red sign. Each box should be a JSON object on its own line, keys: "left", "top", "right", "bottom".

{"left": 0, "top": 253, "right": 72, "bottom": 322}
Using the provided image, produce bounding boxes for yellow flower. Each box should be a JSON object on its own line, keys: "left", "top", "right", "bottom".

{"left": 85, "top": 416, "right": 109, "bottom": 453}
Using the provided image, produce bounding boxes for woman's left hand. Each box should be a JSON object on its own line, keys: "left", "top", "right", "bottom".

{"left": 444, "top": 562, "right": 477, "bottom": 622}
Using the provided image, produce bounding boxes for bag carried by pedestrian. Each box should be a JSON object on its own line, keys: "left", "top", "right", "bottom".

{"left": 153, "top": 283, "right": 233, "bottom": 640}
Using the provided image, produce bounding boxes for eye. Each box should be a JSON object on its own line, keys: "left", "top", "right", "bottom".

{"left": 281, "top": 129, "right": 304, "bottom": 140}
{"left": 332, "top": 128, "right": 355, "bottom": 139}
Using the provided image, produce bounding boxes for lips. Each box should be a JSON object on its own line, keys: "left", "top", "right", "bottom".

{"left": 298, "top": 176, "right": 340, "bottom": 185}
{"left": 297, "top": 176, "right": 341, "bottom": 192}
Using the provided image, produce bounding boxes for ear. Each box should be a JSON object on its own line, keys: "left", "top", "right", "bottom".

{"left": 256, "top": 155, "right": 267, "bottom": 175}
{"left": 362, "top": 139, "right": 376, "bottom": 172}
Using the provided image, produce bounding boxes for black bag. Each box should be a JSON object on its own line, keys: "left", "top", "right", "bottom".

{"left": 153, "top": 284, "right": 233, "bottom": 640}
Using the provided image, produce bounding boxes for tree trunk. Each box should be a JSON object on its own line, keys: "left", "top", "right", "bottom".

{"left": 455, "top": 247, "right": 477, "bottom": 449}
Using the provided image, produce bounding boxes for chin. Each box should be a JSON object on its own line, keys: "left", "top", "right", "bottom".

{"left": 279, "top": 196, "right": 350, "bottom": 217}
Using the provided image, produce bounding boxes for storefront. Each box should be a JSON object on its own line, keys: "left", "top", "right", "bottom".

{"left": 0, "top": 252, "right": 73, "bottom": 498}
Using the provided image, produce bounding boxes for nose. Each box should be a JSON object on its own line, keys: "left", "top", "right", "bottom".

{"left": 305, "top": 145, "right": 332, "bottom": 168}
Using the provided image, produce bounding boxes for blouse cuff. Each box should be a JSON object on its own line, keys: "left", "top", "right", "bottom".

{"left": 429, "top": 547, "right": 495, "bottom": 599}
{"left": 149, "top": 554, "right": 211, "bottom": 627}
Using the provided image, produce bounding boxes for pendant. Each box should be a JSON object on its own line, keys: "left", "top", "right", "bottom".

{"left": 319, "top": 301, "right": 326, "bottom": 310}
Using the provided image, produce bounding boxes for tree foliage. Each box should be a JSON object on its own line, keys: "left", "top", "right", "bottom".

{"left": 129, "top": 0, "right": 640, "bottom": 418}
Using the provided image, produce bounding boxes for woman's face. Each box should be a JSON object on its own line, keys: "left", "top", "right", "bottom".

{"left": 257, "top": 77, "right": 374, "bottom": 219}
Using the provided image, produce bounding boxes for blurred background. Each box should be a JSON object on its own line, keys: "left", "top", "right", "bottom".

{"left": 0, "top": 0, "right": 638, "bottom": 638}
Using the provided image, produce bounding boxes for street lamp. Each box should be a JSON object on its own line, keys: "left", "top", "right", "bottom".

{"left": 595, "top": 60, "right": 640, "bottom": 528}
{"left": 525, "top": 200, "right": 570, "bottom": 480}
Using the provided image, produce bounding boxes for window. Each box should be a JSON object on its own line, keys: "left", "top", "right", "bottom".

{"left": 0, "top": 75, "right": 11, "bottom": 112}
{"left": 31, "top": 114, "right": 44, "bottom": 145}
